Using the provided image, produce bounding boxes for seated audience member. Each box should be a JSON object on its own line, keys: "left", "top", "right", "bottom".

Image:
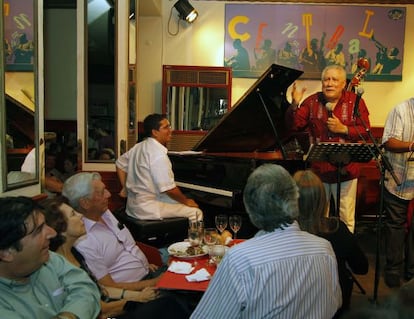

{"left": 98, "top": 148, "right": 116, "bottom": 160}
{"left": 41, "top": 196, "right": 190, "bottom": 319}
{"left": 191, "top": 164, "right": 342, "bottom": 319}
{"left": 116, "top": 113, "right": 203, "bottom": 222}
{"left": 21, "top": 146, "right": 36, "bottom": 174}
{"left": 62, "top": 172, "right": 163, "bottom": 291}
{"left": 0, "top": 196, "right": 100, "bottom": 319}
{"left": 88, "top": 147, "right": 98, "bottom": 160}
{"left": 293, "top": 170, "right": 368, "bottom": 317}
{"left": 62, "top": 154, "right": 78, "bottom": 181}
{"left": 45, "top": 150, "right": 65, "bottom": 197}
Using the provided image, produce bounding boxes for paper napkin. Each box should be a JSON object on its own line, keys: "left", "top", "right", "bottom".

{"left": 185, "top": 268, "right": 211, "bottom": 282}
{"left": 167, "top": 261, "right": 194, "bottom": 274}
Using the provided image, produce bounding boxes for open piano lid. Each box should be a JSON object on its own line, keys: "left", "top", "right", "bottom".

{"left": 193, "top": 64, "right": 303, "bottom": 153}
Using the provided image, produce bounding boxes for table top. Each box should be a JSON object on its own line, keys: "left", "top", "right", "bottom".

{"left": 156, "top": 239, "right": 245, "bottom": 292}
{"left": 156, "top": 255, "right": 216, "bottom": 292}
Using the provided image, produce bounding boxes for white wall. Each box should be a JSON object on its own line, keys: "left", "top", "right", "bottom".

{"left": 137, "top": 2, "right": 414, "bottom": 127}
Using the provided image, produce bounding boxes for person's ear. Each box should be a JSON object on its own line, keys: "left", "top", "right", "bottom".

{"left": 79, "top": 197, "right": 90, "bottom": 211}
{"left": 0, "top": 248, "right": 15, "bottom": 262}
{"left": 151, "top": 128, "right": 159, "bottom": 138}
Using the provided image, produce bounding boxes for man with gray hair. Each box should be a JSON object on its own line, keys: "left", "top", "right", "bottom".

{"left": 62, "top": 172, "right": 161, "bottom": 292}
{"left": 287, "top": 64, "right": 371, "bottom": 233}
{"left": 191, "top": 164, "right": 342, "bottom": 319}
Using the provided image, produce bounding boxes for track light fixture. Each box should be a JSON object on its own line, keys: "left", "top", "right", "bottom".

{"left": 174, "top": 0, "right": 198, "bottom": 23}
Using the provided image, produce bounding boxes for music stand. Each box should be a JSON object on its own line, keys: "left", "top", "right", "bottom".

{"left": 306, "top": 142, "right": 375, "bottom": 215}
{"left": 306, "top": 142, "right": 375, "bottom": 295}
{"left": 305, "top": 142, "right": 375, "bottom": 164}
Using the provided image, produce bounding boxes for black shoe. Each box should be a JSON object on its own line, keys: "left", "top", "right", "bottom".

{"left": 385, "top": 274, "right": 401, "bottom": 288}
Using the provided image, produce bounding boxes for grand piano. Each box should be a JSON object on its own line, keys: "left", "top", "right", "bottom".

{"left": 168, "top": 64, "right": 309, "bottom": 237}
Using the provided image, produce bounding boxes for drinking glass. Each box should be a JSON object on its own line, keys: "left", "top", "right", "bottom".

{"left": 188, "top": 221, "right": 203, "bottom": 247}
{"left": 215, "top": 214, "right": 228, "bottom": 234}
{"left": 229, "top": 215, "right": 242, "bottom": 239}
{"left": 204, "top": 228, "right": 219, "bottom": 264}
{"left": 209, "top": 245, "right": 226, "bottom": 266}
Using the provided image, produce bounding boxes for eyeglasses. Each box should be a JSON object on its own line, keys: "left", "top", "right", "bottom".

{"left": 159, "top": 124, "right": 172, "bottom": 130}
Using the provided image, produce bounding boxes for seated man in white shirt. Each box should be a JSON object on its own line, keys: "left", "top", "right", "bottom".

{"left": 62, "top": 172, "right": 162, "bottom": 291}
{"left": 191, "top": 164, "right": 342, "bottom": 319}
{"left": 116, "top": 113, "right": 203, "bottom": 222}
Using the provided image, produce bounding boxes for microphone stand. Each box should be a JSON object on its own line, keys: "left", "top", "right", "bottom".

{"left": 353, "top": 103, "right": 400, "bottom": 305}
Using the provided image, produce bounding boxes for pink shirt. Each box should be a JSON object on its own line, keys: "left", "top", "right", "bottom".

{"left": 75, "top": 210, "right": 149, "bottom": 282}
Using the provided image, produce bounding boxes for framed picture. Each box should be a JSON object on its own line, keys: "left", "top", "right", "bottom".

{"left": 4, "top": 0, "right": 35, "bottom": 71}
{"left": 224, "top": 4, "right": 405, "bottom": 81}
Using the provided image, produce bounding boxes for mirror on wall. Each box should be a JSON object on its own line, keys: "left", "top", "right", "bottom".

{"left": 86, "top": 0, "right": 116, "bottom": 162}
{"left": 2, "top": 0, "right": 39, "bottom": 189}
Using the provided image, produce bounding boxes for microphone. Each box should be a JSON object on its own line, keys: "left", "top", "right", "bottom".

{"left": 353, "top": 87, "right": 364, "bottom": 118}
{"left": 326, "top": 102, "right": 335, "bottom": 117}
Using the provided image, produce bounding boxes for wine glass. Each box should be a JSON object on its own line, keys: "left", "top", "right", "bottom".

{"left": 229, "top": 215, "right": 242, "bottom": 239}
{"left": 204, "top": 228, "right": 218, "bottom": 265}
{"left": 215, "top": 214, "right": 228, "bottom": 234}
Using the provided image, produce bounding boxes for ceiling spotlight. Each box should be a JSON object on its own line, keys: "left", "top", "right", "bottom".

{"left": 174, "top": 0, "right": 198, "bottom": 23}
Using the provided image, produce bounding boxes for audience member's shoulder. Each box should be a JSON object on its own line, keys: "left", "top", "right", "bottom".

{"left": 303, "top": 230, "right": 336, "bottom": 250}
{"left": 44, "top": 251, "right": 73, "bottom": 269}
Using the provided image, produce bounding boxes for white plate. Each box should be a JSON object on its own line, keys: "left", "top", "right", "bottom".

{"left": 168, "top": 241, "right": 208, "bottom": 259}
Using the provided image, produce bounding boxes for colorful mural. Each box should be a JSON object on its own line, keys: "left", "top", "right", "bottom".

{"left": 224, "top": 4, "right": 405, "bottom": 81}
{"left": 4, "top": 0, "right": 35, "bottom": 71}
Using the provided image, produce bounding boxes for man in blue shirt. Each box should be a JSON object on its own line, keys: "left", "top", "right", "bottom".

{"left": 191, "top": 164, "right": 342, "bottom": 319}
{"left": 0, "top": 196, "right": 100, "bottom": 319}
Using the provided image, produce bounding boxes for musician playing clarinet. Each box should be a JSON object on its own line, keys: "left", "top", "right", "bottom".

{"left": 286, "top": 64, "right": 371, "bottom": 233}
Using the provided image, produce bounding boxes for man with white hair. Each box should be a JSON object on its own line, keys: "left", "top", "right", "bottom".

{"left": 62, "top": 172, "right": 161, "bottom": 291}
{"left": 191, "top": 164, "right": 342, "bottom": 319}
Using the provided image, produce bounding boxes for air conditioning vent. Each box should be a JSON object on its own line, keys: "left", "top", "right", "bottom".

{"left": 168, "top": 70, "right": 198, "bottom": 84}
{"left": 166, "top": 69, "right": 229, "bottom": 85}
{"left": 199, "top": 71, "right": 228, "bottom": 85}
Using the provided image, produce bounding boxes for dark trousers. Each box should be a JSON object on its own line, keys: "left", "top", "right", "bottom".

{"left": 384, "top": 188, "right": 414, "bottom": 276}
{"left": 117, "top": 295, "right": 191, "bottom": 319}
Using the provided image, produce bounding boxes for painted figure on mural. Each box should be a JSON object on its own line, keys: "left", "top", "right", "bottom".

{"left": 277, "top": 41, "right": 299, "bottom": 69}
{"left": 12, "top": 33, "right": 34, "bottom": 64}
{"left": 224, "top": 38, "right": 251, "bottom": 71}
{"left": 350, "top": 49, "right": 372, "bottom": 74}
{"left": 4, "top": 39, "right": 13, "bottom": 63}
{"left": 371, "top": 35, "right": 401, "bottom": 75}
{"left": 325, "top": 43, "right": 347, "bottom": 68}
{"left": 254, "top": 39, "right": 276, "bottom": 70}
{"left": 299, "top": 32, "right": 326, "bottom": 74}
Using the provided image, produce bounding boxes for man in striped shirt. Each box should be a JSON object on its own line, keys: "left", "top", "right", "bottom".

{"left": 191, "top": 164, "right": 341, "bottom": 319}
